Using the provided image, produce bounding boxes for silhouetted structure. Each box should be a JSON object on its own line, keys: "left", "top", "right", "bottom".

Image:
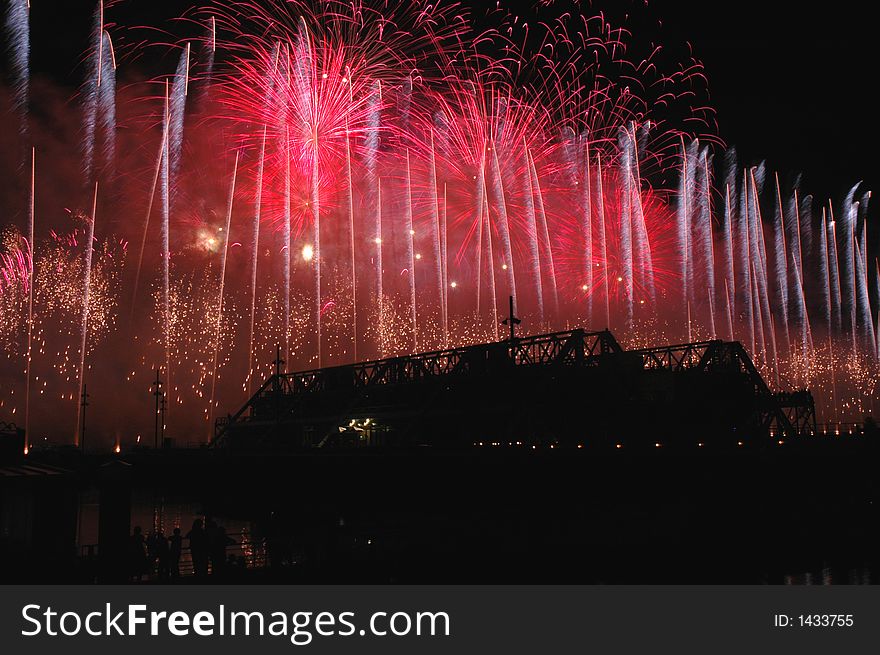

{"left": 97, "top": 460, "right": 132, "bottom": 583}
{"left": 213, "top": 329, "right": 816, "bottom": 451}
{"left": 79, "top": 384, "right": 89, "bottom": 452}
{"left": 152, "top": 369, "right": 163, "bottom": 449}
{"left": 0, "top": 459, "right": 77, "bottom": 581}
{"left": 186, "top": 519, "right": 209, "bottom": 578}
{"left": 0, "top": 421, "right": 25, "bottom": 461}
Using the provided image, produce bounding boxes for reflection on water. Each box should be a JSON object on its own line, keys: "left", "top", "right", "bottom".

{"left": 74, "top": 486, "right": 876, "bottom": 584}
{"left": 784, "top": 567, "right": 876, "bottom": 585}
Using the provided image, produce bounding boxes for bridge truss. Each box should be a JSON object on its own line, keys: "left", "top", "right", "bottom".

{"left": 212, "top": 330, "right": 815, "bottom": 448}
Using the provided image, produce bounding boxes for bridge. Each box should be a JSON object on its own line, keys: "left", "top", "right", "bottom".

{"left": 211, "top": 328, "right": 815, "bottom": 451}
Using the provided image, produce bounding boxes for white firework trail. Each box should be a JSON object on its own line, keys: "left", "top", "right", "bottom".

{"left": 4, "top": 0, "right": 29, "bottom": 136}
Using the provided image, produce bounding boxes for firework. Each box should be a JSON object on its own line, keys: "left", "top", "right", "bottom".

{"left": 4, "top": 0, "right": 28, "bottom": 136}
{"left": 0, "top": 0, "right": 876, "bottom": 447}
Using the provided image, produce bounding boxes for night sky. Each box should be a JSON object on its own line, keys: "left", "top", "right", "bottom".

{"left": 4, "top": 0, "right": 877, "bottom": 444}
{"left": 654, "top": 0, "right": 878, "bottom": 201}
{"left": 21, "top": 0, "right": 877, "bottom": 205}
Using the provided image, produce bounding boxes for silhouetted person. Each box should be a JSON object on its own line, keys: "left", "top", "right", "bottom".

{"left": 129, "top": 526, "right": 148, "bottom": 582}
{"left": 169, "top": 527, "right": 182, "bottom": 578}
{"left": 209, "top": 524, "right": 235, "bottom": 577}
{"left": 186, "top": 519, "right": 208, "bottom": 578}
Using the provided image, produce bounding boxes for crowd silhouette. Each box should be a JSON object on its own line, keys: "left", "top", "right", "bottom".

{"left": 128, "top": 518, "right": 245, "bottom": 582}
{"left": 119, "top": 510, "right": 325, "bottom": 583}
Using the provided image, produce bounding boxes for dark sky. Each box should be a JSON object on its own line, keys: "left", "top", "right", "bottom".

{"left": 22, "top": 0, "right": 880, "bottom": 202}
{"left": 653, "top": 0, "right": 878, "bottom": 201}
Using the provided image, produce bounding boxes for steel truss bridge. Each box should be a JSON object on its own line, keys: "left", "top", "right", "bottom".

{"left": 212, "top": 330, "right": 816, "bottom": 450}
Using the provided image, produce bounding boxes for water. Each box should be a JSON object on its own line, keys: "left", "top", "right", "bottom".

{"left": 783, "top": 566, "right": 876, "bottom": 586}
{"left": 70, "top": 473, "right": 878, "bottom": 585}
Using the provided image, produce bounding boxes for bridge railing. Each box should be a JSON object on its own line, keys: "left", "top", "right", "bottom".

{"left": 510, "top": 329, "right": 622, "bottom": 365}
{"left": 630, "top": 340, "right": 720, "bottom": 372}
{"left": 273, "top": 329, "right": 622, "bottom": 393}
